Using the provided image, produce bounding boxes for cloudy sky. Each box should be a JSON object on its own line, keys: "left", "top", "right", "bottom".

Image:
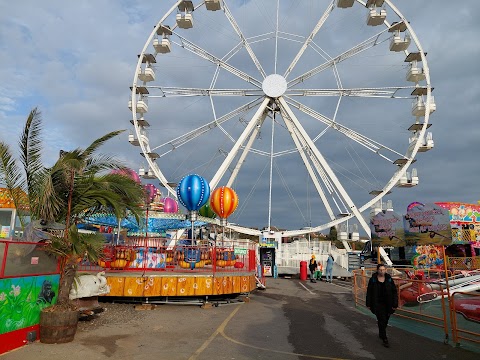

{"left": 1, "top": 0, "right": 479, "bottom": 235}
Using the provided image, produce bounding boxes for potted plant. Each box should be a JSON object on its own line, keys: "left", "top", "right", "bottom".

{"left": 0, "top": 108, "right": 145, "bottom": 343}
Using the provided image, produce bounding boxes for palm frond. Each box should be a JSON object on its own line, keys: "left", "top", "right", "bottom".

{"left": 19, "top": 107, "right": 44, "bottom": 203}
{"left": 82, "top": 130, "right": 125, "bottom": 160}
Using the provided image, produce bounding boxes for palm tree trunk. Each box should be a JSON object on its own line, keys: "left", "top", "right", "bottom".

{"left": 57, "top": 256, "right": 78, "bottom": 305}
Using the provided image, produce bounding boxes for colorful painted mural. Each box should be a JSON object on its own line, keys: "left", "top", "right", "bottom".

{"left": 0, "top": 275, "right": 59, "bottom": 335}
{"left": 411, "top": 245, "right": 444, "bottom": 269}
{"left": 436, "top": 202, "right": 480, "bottom": 245}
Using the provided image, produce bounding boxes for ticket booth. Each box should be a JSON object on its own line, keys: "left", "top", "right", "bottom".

{"left": 258, "top": 230, "right": 280, "bottom": 277}
{"left": 259, "top": 247, "right": 275, "bottom": 277}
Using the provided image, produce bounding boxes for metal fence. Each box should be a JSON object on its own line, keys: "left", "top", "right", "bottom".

{"left": 77, "top": 237, "right": 257, "bottom": 274}
{"left": 353, "top": 267, "right": 480, "bottom": 349}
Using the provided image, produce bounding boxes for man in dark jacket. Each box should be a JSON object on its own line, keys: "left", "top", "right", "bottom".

{"left": 366, "top": 263, "right": 398, "bottom": 347}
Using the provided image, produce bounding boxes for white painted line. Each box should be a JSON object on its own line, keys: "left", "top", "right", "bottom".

{"left": 299, "top": 281, "right": 315, "bottom": 294}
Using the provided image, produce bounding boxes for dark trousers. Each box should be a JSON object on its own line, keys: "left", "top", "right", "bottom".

{"left": 375, "top": 303, "right": 390, "bottom": 340}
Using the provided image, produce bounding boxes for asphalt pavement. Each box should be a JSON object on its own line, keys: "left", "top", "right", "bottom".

{"left": 2, "top": 277, "right": 478, "bottom": 360}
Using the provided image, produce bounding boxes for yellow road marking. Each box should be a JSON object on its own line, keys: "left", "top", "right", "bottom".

{"left": 220, "top": 330, "right": 351, "bottom": 360}
{"left": 188, "top": 305, "right": 242, "bottom": 360}
{"left": 189, "top": 302, "right": 350, "bottom": 360}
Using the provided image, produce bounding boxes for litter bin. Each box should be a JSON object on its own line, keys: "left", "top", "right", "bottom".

{"left": 300, "top": 261, "right": 307, "bottom": 280}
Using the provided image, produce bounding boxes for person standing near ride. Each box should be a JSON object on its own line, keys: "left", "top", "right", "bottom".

{"left": 325, "top": 253, "right": 334, "bottom": 282}
{"left": 366, "top": 263, "right": 398, "bottom": 348}
{"left": 309, "top": 255, "right": 317, "bottom": 283}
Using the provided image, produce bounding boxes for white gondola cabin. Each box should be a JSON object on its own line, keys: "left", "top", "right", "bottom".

{"left": 349, "top": 224, "right": 360, "bottom": 241}
{"left": 138, "top": 167, "right": 146, "bottom": 177}
{"left": 153, "top": 38, "right": 171, "bottom": 54}
{"left": 397, "top": 168, "right": 419, "bottom": 187}
{"left": 390, "top": 31, "right": 410, "bottom": 52}
{"left": 205, "top": 0, "right": 221, "bottom": 11}
{"left": 177, "top": 1, "right": 194, "bottom": 29}
{"left": 138, "top": 66, "right": 155, "bottom": 82}
{"left": 143, "top": 168, "right": 156, "bottom": 179}
{"left": 406, "top": 61, "right": 425, "bottom": 82}
{"left": 336, "top": 0, "right": 354, "bottom": 8}
{"left": 154, "top": 25, "right": 172, "bottom": 54}
{"left": 128, "top": 98, "right": 148, "bottom": 114}
{"left": 367, "top": 8, "right": 386, "bottom": 26}
{"left": 338, "top": 224, "right": 348, "bottom": 241}
{"left": 411, "top": 96, "right": 436, "bottom": 116}
{"left": 128, "top": 133, "right": 139, "bottom": 146}
{"left": 418, "top": 132, "right": 434, "bottom": 152}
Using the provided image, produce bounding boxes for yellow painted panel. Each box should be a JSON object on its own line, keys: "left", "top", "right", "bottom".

{"left": 124, "top": 277, "right": 145, "bottom": 297}
{"left": 143, "top": 276, "right": 162, "bottom": 297}
{"left": 249, "top": 275, "right": 256, "bottom": 291}
{"left": 177, "top": 277, "right": 195, "bottom": 296}
{"left": 194, "top": 277, "right": 212, "bottom": 296}
{"left": 168, "top": 277, "right": 177, "bottom": 296}
{"left": 232, "top": 276, "right": 241, "bottom": 293}
{"left": 161, "top": 277, "right": 177, "bottom": 296}
{"left": 223, "top": 276, "right": 233, "bottom": 294}
{"left": 213, "top": 276, "right": 224, "bottom": 295}
{"left": 240, "top": 276, "right": 249, "bottom": 293}
{"left": 105, "top": 277, "right": 124, "bottom": 296}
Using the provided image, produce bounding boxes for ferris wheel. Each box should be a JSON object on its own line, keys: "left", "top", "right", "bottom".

{"left": 129, "top": 0, "right": 435, "bottom": 237}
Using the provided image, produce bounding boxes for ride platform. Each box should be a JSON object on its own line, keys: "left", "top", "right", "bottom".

{"left": 95, "top": 270, "right": 257, "bottom": 298}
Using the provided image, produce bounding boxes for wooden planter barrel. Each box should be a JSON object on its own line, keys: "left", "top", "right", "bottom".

{"left": 39, "top": 309, "right": 79, "bottom": 344}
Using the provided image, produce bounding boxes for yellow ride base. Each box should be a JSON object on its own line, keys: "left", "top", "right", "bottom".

{"left": 96, "top": 271, "right": 257, "bottom": 297}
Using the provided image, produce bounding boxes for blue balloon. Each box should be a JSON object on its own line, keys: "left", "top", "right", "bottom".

{"left": 176, "top": 174, "right": 210, "bottom": 211}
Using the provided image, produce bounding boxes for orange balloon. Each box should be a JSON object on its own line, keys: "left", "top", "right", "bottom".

{"left": 210, "top": 186, "right": 238, "bottom": 219}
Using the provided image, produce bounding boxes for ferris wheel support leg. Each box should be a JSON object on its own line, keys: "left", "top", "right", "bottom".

{"left": 210, "top": 98, "right": 271, "bottom": 190}
{"left": 277, "top": 97, "right": 371, "bottom": 237}
{"left": 280, "top": 106, "right": 337, "bottom": 222}
{"left": 226, "top": 111, "right": 268, "bottom": 188}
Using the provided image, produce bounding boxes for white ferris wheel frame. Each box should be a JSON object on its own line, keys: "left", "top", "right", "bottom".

{"left": 130, "top": 0, "right": 433, "bottom": 237}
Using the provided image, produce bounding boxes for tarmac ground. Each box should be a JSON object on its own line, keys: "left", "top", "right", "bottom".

{"left": 2, "top": 277, "right": 479, "bottom": 360}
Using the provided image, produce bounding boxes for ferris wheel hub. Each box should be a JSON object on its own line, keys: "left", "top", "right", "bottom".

{"left": 262, "top": 74, "right": 287, "bottom": 98}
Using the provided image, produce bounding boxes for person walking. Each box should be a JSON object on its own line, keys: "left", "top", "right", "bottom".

{"left": 366, "top": 263, "right": 398, "bottom": 348}
{"left": 325, "top": 253, "right": 334, "bottom": 282}
{"left": 308, "top": 255, "right": 317, "bottom": 283}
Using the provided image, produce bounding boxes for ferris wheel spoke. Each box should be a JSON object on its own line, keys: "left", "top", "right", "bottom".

{"left": 145, "top": 86, "right": 263, "bottom": 97}
{"left": 222, "top": 1, "right": 267, "bottom": 78}
{"left": 285, "top": 97, "right": 404, "bottom": 163}
{"left": 287, "top": 27, "right": 391, "bottom": 88}
{"left": 283, "top": 0, "right": 335, "bottom": 79}
{"left": 210, "top": 98, "right": 271, "bottom": 190}
{"left": 285, "top": 86, "right": 416, "bottom": 98}
{"left": 226, "top": 112, "right": 268, "bottom": 188}
{"left": 151, "top": 96, "right": 264, "bottom": 156}
{"left": 277, "top": 97, "right": 371, "bottom": 236}
{"left": 280, "top": 106, "right": 352, "bottom": 218}
{"left": 170, "top": 31, "right": 262, "bottom": 88}
{"left": 279, "top": 105, "right": 337, "bottom": 222}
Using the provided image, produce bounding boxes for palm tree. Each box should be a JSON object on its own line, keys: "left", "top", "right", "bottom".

{"left": 0, "top": 108, "right": 145, "bottom": 307}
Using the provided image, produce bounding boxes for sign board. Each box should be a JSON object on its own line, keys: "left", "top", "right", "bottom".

{"left": 0, "top": 226, "right": 10, "bottom": 238}
{"left": 404, "top": 203, "right": 452, "bottom": 246}
{"left": 370, "top": 210, "right": 405, "bottom": 247}
{"left": 234, "top": 248, "right": 247, "bottom": 255}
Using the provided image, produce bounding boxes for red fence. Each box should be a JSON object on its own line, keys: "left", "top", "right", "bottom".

{"left": 78, "top": 237, "right": 257, "bottom": 274}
